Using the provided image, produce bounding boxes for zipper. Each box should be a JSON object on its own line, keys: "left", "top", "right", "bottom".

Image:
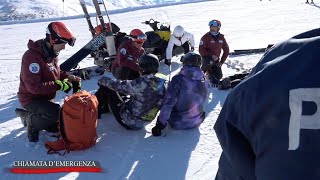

{"left": 77, "top": 95, "right": 89, "bottom": 125}
{"left": 83, "top": 104, "right": 86, "bottom": 124}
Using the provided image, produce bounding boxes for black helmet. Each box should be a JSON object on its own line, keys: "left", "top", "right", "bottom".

{"left": 139, "top": 53, "right": 159, "bottom": 74}
{"left": 181, "top": 52, "right": 202, "bottom": 68}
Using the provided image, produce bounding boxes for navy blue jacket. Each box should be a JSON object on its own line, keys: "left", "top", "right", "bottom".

{"left": 214, "top": 28, "right": 320, "bottom": 180}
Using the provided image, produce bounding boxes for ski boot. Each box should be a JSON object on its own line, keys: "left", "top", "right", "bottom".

{"left": 15, "top": 108, "right": 29, "bottom": 127}
{"left": 15, "top": 108, "right": 39, "bottom": 142}
{"left": 23, "top": 112, "right": 39, "bottom": 142}
{"left": 218, "top": 77, "right": 231, "bottom": 90}
{"left": 209, "top": 76, "right": 220, "bottom": 88}
{"left": 28, "top": 125, "right": 39, "bottom": 142}
{"left": 27, "top": 117, "right": 39, "bottom": 142}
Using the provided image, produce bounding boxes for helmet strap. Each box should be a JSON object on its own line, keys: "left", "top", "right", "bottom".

{"left": 45, "top": 34, "right": 56, "bottom": 46}
{"left": 42, "top": 40, "right": 57, "bottom": 62}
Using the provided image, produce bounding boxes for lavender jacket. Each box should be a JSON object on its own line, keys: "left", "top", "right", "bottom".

{"left": 158, "top": 66, "right": 208, "bottom": 129}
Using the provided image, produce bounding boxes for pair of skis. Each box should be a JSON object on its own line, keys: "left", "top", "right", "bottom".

{"left": 60, "top": 0, "right": 115, "bottom": 76}
{"left": 229, "top": 44, "right": 274, "bottom": 56}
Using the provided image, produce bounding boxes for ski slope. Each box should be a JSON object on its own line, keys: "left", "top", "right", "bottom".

{"left": 0, "top": 0, "right": 319, "bottom": 179}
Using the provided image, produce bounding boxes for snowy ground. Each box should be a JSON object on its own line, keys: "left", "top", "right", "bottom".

{"left": 0, "top": 0, "right": 320, "bottom": 179}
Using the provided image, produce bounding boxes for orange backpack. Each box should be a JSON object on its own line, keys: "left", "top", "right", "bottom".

{"left": 45, "top": 90, "right": 98, "bottom": 155}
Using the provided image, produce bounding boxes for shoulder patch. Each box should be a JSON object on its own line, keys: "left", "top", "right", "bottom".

{"left": 29, "top": 63, "right": 40, "bottom": 74}
{"left": 120, "top": 48, "right": 126, "bottom": 55}
{"left": 199, "top": 40, "right": 203, "bottom": 46}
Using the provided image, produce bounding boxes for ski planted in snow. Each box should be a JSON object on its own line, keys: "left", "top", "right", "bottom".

{"left": 92, "top": 0, "right": 116, "bottom": 56}
{"left": 60, "top": 32, "right": 106, "bottom": 71}
{"left": 61, "top": 0, "right": 116, "bottom": 75}
{"left": 92, "top": 0, "right": 107, "bottom": 32}
{"left": 91, "top": 0, "right": 117, "bottom": 70}
{"left": 79, "top": 0, "right": 96, "bottom": 37}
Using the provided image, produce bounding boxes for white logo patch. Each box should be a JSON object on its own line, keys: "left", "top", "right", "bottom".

{"left": 120, "top": 48, "right": 126, "bottom": 55}
{"left": 199, "top": 40, "right": 203, "bottom": 46}
{"left": 29, "top": 63, "right": 40, "bottom": 74}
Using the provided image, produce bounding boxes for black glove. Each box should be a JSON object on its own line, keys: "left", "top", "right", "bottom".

{"left": 152, "top": 120, "right": 167, "bottom": 136}
{"left": 180, "top": 55, "right": 185, "bottom": 62}
{"left": 72, "top": 81, "right": 81, "bottom": 94}
{"left": 190, "top": 47, "right": 195, "bottom": 52}
{"left": 164, "top": 59, "right": 171, "bottom": 66}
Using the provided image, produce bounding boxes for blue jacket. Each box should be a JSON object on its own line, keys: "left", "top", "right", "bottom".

{"left": 158, "top": 66, "right": 208, "bottom": 129}
{"left": 214, "top": 28, "right": 320, "bottom": 180}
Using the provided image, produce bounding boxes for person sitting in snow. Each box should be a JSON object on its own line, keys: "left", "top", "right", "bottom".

{"left": 152, "top": 52, "right": 208, "bottom": 136}
{"left": 214, "top": 28, "right": 320, "bottom": 180}
{"left": 96, "top": 29, "right": 146, "bottom": 118}
{"left": 164, "top": 25, "right": 195, "bottom": 66}
{"left": 199, "top": 19, "right": 229, "bottom": 86}
{"left": 111, "top": 28, "right": 146, "bottom": 80}
{"left": 15, "top": 22, "right": 81, "bottom": 142}
{"left": 98, "top": 53, "right": 166, "bottom": 130}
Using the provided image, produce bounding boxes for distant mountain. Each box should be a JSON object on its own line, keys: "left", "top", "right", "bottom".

{"left": 0, "top": 0, "right": 154, "bottom": 21}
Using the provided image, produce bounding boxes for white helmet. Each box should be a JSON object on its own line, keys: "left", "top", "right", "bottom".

{"left": 173, "top": 25, "right": 184, "bottom": 38}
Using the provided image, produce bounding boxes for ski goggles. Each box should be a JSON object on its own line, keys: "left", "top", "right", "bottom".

{"left": 131, "top": 34, "right": 147, "bottom": 43}
{"left": 208, "top": 20, "right": 220, "bottom": 27}
{"left": 56, "top": 37, "right": 76, "bottom": 47}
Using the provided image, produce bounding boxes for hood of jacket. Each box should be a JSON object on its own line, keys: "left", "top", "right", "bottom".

{"left": 179, "top": 66, "right": 205, "bottom": 81}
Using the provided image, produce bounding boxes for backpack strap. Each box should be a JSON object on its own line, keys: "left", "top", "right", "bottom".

{"left": 45, "top": 139, "right": 68, "bottom": 156}
{"left": 44, "top": 107, "right": 69, "bottom": 156}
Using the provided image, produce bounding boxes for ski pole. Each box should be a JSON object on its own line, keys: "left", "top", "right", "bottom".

{"left": 101, "top": 0, "right": 113, "bottom": 33}
{"left": 62, "top": 0, "right": 65, "bottom": 17}
{"left": 168, "top": 64, "right": 172, "bottom": 84}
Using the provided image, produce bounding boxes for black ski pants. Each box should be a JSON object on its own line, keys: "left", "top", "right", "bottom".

{"left": 112, "top": 66, "right": 140, "bottom": 80}
{"left": 201, "top": 56, "right": 223, "bottom": 84}
{"left": 24, "top": 99, "right": 60, "bottom": 131}
{"left": 95, "top": 85, "right": 110, "bottom": 119}
{"left": 101, "top": 86, "right": 132, "bottom": 129}
{"left": 172, "top": 42, "right": 190, "bottom": 57}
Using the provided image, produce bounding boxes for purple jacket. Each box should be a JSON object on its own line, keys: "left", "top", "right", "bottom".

{"left": 158, "top": 66, "right": 208, "bottom": 129}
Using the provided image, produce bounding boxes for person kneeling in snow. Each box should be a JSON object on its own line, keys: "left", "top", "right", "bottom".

{"left": 98, "top": 54, "right": 166, "bottom": 130}
{"left": 111, "top": 29, "right": 146, "bottom": 80}
{"left": 152, "top": 52, "right": 208, "bottom": 136}
{"left": 164, "top": 25, "right": 195, "bottom": 66}
{"left": 199, "top": 19, "right": 229, "bottom": 86}
{"left": 214, "top": 28, "right": 320, "bottom": 180}
{"left": 16, "top": 22, "right": 80, "bottom": 142}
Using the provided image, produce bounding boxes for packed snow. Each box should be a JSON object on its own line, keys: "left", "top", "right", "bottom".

{"left": 0, "top": 0, "right": 319, "bottom": 179}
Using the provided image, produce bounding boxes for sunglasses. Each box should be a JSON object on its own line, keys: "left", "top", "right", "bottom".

{"left": 131, "top": 34, "right": 147, "bottom": 41}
